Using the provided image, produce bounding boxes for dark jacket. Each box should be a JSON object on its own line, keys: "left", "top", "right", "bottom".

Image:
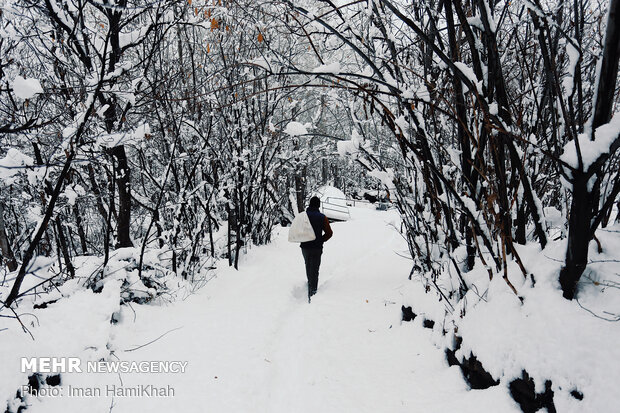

{"left": 300, "top": 207, "right": 333, "bottom": 249}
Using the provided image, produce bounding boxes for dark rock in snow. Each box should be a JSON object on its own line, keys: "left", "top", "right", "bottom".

{"left": 509, "top": 371, "right": 556, "bottom": 413}
{"left": 570, "top": 389, "right": 584, "bottom": 400}
{"left": 27, "top": 373, "right": 42, "bottom": 393}
{"left": 444, "top": 336, "right": 499, "bottom": 390}
{"left": 445, "top": 348, "right": 460, "bottom": 367}
{"left": 459, "top": 353, "right": 500, "bottom": 390}
{"left": 446, "top": 335, "right": 463, "bottom": 367}
{"left": 401, "top": 305, "right": 416, "bottom": 322}
{"left": 33, "top": 299, "right": 59, "bottom": 309}
{"left": 45, "top": 374, "right": 61, "bottom": 386}
{"left": 423, "top": 319, "right": 435, "bottom": 329}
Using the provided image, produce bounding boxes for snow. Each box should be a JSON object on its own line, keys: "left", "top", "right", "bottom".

{"left": 563, "top": 41, "right": 580, "bottom": 97}
{"left": 336, "top": 139, "right": 358, "bottom": 157}
{"left": 1, "top": 277, "right": 123, "bottom": 408}
{"left": 561, "top": 111, "right": 620, "bottom": 171}
{"left": 311, "top": 62, "right": 341, "bottom": 74}
{"left": 0, "top": 148, "right": 34, "bottom": 181}
{"left": 2, "top": 208, "right": 619, "bottom": 411}
{"left": 336, "top": 130, "right": 362, "bottom": 157}
{"left": 394, "top": 115, "right": 409, "bottom": 135}
{"left": 401, "top": 84, "right": 431, "bottom": 103}
{"left": 467, "top": 16, "right": 484, "bottom": 31}
{"left": 249, "top": 56, "right": 271, "bottom": 71}
{"left": 11, "top": 76, "right": 43, "bottom": 99}
{"left": 453, "top": 62, "right": 482, "bottom": 95}
{"left": 62, "top": 187, "right": 78, "bottom": 206}
{"left": 97, "top": 123, "right": 150, "bottom": 148}
{"left": 0, "top": 208, "right": 519, "bottom": 412}
{"left": 283, "top": 121, "right": 308, "bottom": 136}
{"left": 25, "top": 256, "right": 55, "bottom": 276}
{"left": 133, "top": 123, "right": 151, "bottom": 141}
{"left": 368, "top": 168, "right": 396, "bottom": 191}
{"left": 450, "top": 233, "right": 620, "bottom": 412}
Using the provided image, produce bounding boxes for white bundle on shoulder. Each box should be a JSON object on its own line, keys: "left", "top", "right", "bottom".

{"left": 288, "top": 212, "right": 317, "bottom": 242}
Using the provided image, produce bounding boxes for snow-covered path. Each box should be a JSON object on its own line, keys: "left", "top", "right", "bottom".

{"left": 34, "top": 207, "right": 518, "bottom": 412}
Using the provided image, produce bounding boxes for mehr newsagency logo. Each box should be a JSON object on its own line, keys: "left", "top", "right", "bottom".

{"left": 21, "top": 357, "right": 188, "bottom": 374}
{"left": 19, "top": 357, "right": 187, "bottom": 398}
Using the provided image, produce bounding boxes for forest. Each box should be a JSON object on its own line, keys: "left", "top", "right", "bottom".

{"left": 1, "top": 0, "right": 619, "bottom": 412}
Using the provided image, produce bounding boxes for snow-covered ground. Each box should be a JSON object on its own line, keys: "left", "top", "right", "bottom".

{"left": 1, "top": 207, "right": 520, "bottom": 412}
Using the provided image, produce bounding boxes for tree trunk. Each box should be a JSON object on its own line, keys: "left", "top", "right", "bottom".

{"left": 55, "top": 216, "right": 75, "bottom": 278}
{"left": 108, "top": 145, "right": 133, "bottom": 248}
{"left": 0, "top": 199, "right": 17, "bottom": 272}
{"left": 592, "top": 0, "right": 620, "bottom": 129}
{"left": 88, "top": 164, "right": 109, "bottom": 224}
{"left": 227, "top": 203, "right": 233, "bottom": 268}
{"left": 559, "top": 174, "right": 594, "bottom": 299}
{"left": 446, "top": 0, "right": 474, "bottom": 259}
{"left": 295, "top": 166, "right": 306, "bottom": 213}
{"left": 515, "top": 202, "right": 527, "bottom": 245}
{"left": 72, "top": 203, "right": 88, "bottom": 254}
{"left": 560, "top": 0, "right": 620, "bottom": 299}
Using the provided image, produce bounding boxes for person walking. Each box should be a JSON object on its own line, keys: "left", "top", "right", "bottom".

{"left": 301, "top": 196, "right": 333, "bottom": 302}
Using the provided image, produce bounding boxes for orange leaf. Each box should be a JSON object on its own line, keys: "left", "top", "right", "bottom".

{"left": 211, "top": 18, "right": 219, "bottom": 30}
{"left": 206, "top": 43, "right": 210, "bottom": 53}
{"left": 257, "top": 32, "right": 264, "bottom": 43}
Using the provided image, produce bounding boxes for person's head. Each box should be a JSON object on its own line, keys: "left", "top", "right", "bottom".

{"left": 309, "top": 196, "right": 321, "bottom": 209}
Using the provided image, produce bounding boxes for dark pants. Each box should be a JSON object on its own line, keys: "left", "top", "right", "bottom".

{"left": 301, "top": 248, "right": 322, "bottom": 298}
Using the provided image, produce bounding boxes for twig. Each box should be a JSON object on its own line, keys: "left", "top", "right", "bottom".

{"left": 8, "top": 307, "right": 35, "bottom": 340}
{"left": 543, "top": 254, "right": 564, "bottom": 263}
{"left": 575, "top": 298, "right": 620, "bottom": 322}
{"left": 126, "top": 302, "right": 137, "bottom": 323}
{"left": 15, "top": 312, "right": 40, "bottom": 327}
{"left": 124, "top": 326, "right": 183, "bottom": 352}
{"left": 501, "top": 236, "right": 520, "bottom": 299}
